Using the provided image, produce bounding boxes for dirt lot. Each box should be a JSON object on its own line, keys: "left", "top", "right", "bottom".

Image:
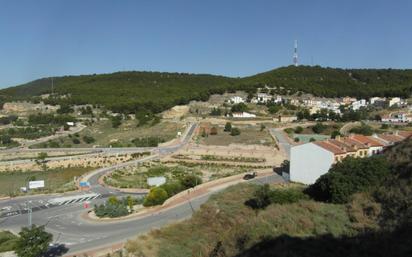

{"left": 196, "top": 125, "right": 275, "bottom": 146}
{"left": 32, "top": 119, "right": 186, "bottom": 148}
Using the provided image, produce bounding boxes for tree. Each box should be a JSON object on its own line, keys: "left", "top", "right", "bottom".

{"left": 331, "top": 130, "right": 341, "bottom": 139}
{"left": 260, "top": 124, "right": 266, "bottom": 131}
{"left": 306, "top": 156, "right": 390, "bottom": 203}
{"left": 230, "top": 127, "right": 241, "bottom": 136}
{"left": 312, "top": 122, "right": 327, "bottom": 134}
{"left": 231, "top": 103, "right": 248, "bottom": 113}
{"left": 224, "top": 122, "right": 232, "bottom": 132}
{"left": 143, "top": 187, "right": 169, "bottom": 206}
{"left": 15, "top": 225, "right": 52, "bottom": 257}
{"left": 110, "top": 115, "right": 122, "bottom": 128}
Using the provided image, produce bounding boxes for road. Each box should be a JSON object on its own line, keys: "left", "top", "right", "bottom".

{"left": 0, "top": 173, "right": 283, "bottom": 256}
{"left": 269, "top": 128, "right": 292, "bottom": 159}
{"left": 0, "top": 122, "right": 285, "bottom": 256}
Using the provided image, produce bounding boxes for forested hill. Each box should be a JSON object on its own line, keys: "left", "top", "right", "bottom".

{"left": 0, "top": 71, "right": 239, "bottom": 113}
{"left": 243, "top": 66, "right": 412, "bottom": 98}
{"left": 1, "top": 66, "right": 412, "bottom": 113}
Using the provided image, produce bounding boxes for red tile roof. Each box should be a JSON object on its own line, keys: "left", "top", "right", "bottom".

{"left": 352, "top": 135, "right": 384, "bottom": 147}
{"left": 344, "top": 137, "right": 369, "bottom": 149}
{"left": 327, "top": 139, "right": 357, "bottom": 152}
{"left": 376, "top": 134, "right": 404, "bottom": 143}
{"left": 313, "top": 141, "right": 347, "bottom": 155}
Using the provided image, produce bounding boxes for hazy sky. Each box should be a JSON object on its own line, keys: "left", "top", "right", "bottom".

{"left": 0, "top": 0, "right": 411, "bottom": 87}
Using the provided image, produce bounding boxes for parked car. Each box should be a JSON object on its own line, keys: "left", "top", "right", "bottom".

{"left": 243, "top": 172, "right": 257, "bottom": 180}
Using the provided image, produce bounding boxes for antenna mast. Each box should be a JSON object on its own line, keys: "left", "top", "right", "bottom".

{"left": 293, "top": 40, "right": 298, "bottom": 67}
{"left": 51, "top": 77, "right": 54, "bottom": 95}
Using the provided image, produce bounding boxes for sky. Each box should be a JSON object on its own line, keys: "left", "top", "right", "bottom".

{"left": 0, "top": 0, "right": 411, "bottom": 87}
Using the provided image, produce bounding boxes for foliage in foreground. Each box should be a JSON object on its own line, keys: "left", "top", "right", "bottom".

{"left": 15, "top": 225, "right": 52, "bottom": 257}
{"left": 305, "top": 156, "right": 390, "bottom": 203}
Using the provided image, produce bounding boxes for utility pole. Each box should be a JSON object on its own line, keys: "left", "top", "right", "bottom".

{"left": 26, "top": 201, "right": 32, "bottom": 227}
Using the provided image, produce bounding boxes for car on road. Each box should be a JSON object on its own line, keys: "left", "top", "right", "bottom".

{"left": 243, "top": 172, "right": 257, "bottom": 180}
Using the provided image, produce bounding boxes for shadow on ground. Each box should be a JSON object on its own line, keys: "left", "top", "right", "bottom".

{"left": 234, "top": 224, "right": 412, "bottom": 257}
{"left": 43, "top": 244, "right": 69, "bottom": 257}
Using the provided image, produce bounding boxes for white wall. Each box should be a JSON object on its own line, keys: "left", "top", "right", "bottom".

{"left": 290, "top": 143, "right": 335, "bottom": 184}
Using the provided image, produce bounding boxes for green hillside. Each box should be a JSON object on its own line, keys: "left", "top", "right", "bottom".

{"left": 244, "top": 66, "right": 412, "bottom": 98}
{"left": 1, "top": 66, "right": 412, "bottom": 113}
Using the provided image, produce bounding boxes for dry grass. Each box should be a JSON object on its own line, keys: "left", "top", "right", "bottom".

{"left": 198, "top": 125, "right": 274, "bottom": 146}
{"left": 125, "top": 183, "right": 361, "bottom": 257}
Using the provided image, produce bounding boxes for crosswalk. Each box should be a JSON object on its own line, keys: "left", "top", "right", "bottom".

{"left": 0, "top": 193, "right": 102, "bottom": 218}
{"left": 48, "top": 193, "right": 101, "bottom": 206}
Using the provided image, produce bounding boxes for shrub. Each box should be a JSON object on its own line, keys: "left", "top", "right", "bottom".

{"left": 224, "top": 122, "right": 232, "bottom": 132}
{"left": 230, "top": 127, "right": 241, "bottom": 136}
{"left": 305, "top": 156, "right": 390, "bottom": 203}
{"left": 72, "top": 138, "right": 80, "bottom": 144}
{"left": 83, "top": 135, "right": 96, "bottom": 144}
{"left": 294, "top": 126, "right": 303, "bottom": 134}
{"left": 180, "top": 174, "right": 202, "bottom": 189}
{"left": 269, "top": 188, "right": 308, "bottom": 204}
{"left": 349, "top": 124, "right": 374, "bottom": 136}
{"left": 143, "top": 187, "right": 169, "bottom": 207}
{"left": 210, "top": 127, "right": 218, "bottom": 135}
{"left": 312, "top": 122, "right": 327, "bottom": 134}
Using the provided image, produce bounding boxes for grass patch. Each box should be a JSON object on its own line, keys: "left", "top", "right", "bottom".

{"left": 0, "top": 166, "right": 95, "bottom": 196}
{"left": 0, "top": 231, "right": 18, "bottom": 253}
{"left": 125, "top": 183, "right": 359, "bottom": 257}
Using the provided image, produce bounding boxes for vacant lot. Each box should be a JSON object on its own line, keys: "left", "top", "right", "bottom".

{"left": 33, "top": 119, "right": 185, "bottom": 148}
{"left": 198, "top": 125, "right": 274, "bottom": 146}
{"left": 0, "top": 166, "right": 95, "bottom": 196}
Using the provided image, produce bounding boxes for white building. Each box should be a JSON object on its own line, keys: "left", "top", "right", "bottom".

{"left": 256, "top": 93, "right": 272, "bottom": 103}
{"left": 229, "top": 96, "right": 245, "bottom": 104}
{"left": 290, "top": 142, "right": 335, "bottom": 184}
{"left": 351, "top": 99, "right": 367, "bottom": 111}
{"left": 232, "top": 112, "right": 256, "bottom": 118}
{"left": 388, "top": 97, "right": 401, "bottom": 107}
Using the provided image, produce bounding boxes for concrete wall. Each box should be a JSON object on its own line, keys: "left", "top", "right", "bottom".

{"left": 290, "top": 143, "right": 334, "bottom": 184}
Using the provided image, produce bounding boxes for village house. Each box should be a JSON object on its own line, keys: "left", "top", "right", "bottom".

{"left": 229, "top": 96, "right": 245, "bottom": 104}
{"left": 232, "top": 112, "right": 256, "bottom": 118}
{"left": 289, "top": 132, "right": 412, "bottom": 184}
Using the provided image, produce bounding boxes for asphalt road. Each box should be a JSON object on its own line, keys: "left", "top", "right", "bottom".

{"left": 269, "top": 128, "right": 292, "bottom": 159}
{"left": 0, "top": 173, "right": 284, "bottom": 256}
{"left": 0, "top": 122, "right": 286, "bottom": 255}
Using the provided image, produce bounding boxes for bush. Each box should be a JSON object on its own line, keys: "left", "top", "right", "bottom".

{"left": 210, "top": 127, "right": 218, "bottom": 135}
{"left": 83, "top": 135, "right": 96, "bottom": 144}
{"left": 245, "top": 185, "right": 307, "bottom": 210}
{"left": 230, "top": 127, "right": 241, "bottom": 136}
{"left": 224, "top": 122, "right": 232, "bottom": 132}
{"left": 180, "top": 174, "right": 202, "bottom": 189}
{"left": 312, "top": 122, "right": 327, "bottom": 134}
{"left": 294, "top": 126, "right": 303, "bottom": 134}
{"left": 306, "top": 156, "right": 390, "bottom": 203}
{"left": 72, "top": 138, "right": 81, "bottom": 144}
{"left": 94, "top": 196, "right": 135, "bottom": 218}
{"left": 143, "top": 187, "right": 169, "bottom": 207}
